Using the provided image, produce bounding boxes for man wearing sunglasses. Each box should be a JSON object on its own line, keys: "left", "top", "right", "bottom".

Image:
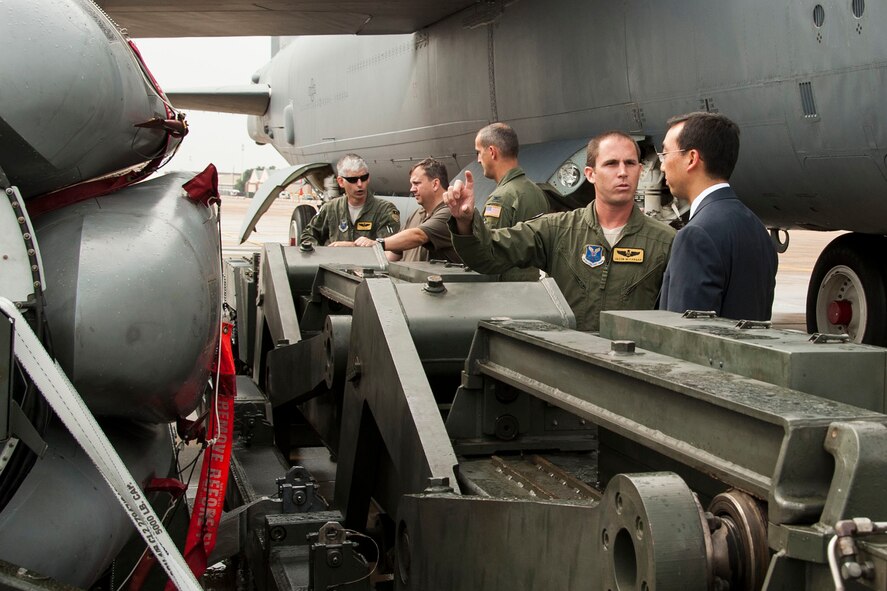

{"left": 657, "top": 112, "right": 777, "bottom": 320}
{"left": 444, "top": 131, "right": 675, "bottom": 332}
{"left": 473, "top": 122, "right": 550, "bottom": 281}
{"left": 300, "top": 153, "right": 400, "bottom": 246}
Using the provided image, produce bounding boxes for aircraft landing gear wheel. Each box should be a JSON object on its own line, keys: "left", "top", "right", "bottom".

{"left": 289, "top": 204, "right": 317, "bottom": 246}
{"left": 806, "top": 234, "right": 887, "bottom": 345}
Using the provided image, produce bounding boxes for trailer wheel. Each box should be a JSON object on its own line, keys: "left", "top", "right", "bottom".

{"left": 289, "top": 204, "right": 317, "bottom": 246}
{"left": 806, "top": 233, "right": 887, "bottom": 345}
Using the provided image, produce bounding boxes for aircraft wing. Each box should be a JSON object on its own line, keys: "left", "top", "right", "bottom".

{"left": 166, "top": 86, "right": 270, "bottom": 115}
{"left": 239, "top": 163, "right": 331, "bottom": 244}
{"left": 96, "top": 0, "right": 479, "bottom": 37}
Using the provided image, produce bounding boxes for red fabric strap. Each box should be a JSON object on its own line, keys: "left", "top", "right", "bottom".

{"left": 165, "top": 322, "right": 237, "bottom": 590}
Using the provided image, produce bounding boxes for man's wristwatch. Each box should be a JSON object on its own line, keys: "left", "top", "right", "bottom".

{"left": 376, "top": 237, "right": 386, "bottom": 250}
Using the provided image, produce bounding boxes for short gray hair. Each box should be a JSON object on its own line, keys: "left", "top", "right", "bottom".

{"left": 336, "top": 153, "right": 368, "bottom": 176}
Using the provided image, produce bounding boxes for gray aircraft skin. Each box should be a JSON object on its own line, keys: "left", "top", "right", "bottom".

{"left": 134, "top": 0, "right": 887, "bottom": 346}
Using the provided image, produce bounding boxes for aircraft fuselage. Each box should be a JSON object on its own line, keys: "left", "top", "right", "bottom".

{"left": 250, "top": 0, "right": 887, "bottom": 233}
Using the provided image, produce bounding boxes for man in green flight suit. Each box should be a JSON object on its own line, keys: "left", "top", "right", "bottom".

{"left": 300, "top": 153, "right": 400, "bottom": 246}
{"left": 473, "top": 123, "right": 550, "bottom": 281}
{"left": 445, "top": 131, "right": 676, "bottom": 332}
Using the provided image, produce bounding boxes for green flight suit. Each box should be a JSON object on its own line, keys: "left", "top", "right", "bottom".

{"left": 451, "top": 202, "right": 676, "bottom": 331}
{"left": 481, "top": 167, "right": 549, "bottom": 281}
{"left": 300, "top": 194, "right": 400, "bottom": 245}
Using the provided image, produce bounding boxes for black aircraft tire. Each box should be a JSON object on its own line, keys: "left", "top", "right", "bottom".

{"left": 289, "top": 204, "right": 317, "bottom": 246}
{"left": 805, "top": 233, "right": 887, "bottom": 345}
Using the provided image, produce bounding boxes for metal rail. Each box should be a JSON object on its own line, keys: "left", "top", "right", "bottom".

{"left": 465, "top": 319, "right": 887, "bottom": 524}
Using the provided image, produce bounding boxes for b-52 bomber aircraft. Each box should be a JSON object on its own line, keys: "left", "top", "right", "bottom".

{"left": 4, "top": 1, "right": 887, "bottom": 590}
{"left": 107, "top": 0, "right": 887, "bottom": 346}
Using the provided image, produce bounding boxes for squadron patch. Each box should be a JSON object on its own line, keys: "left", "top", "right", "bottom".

{"left": 339, "top": 220, "right": 349, "bottom": 232}
{"left": 484, "top": 204, "right": 502, "bottom": 219}
{"left": 582, "top": 245, "right": 605, "bottom": 268}
{"left": 356, "top": 221, "right": 373, "bottom": 231}
{"left": 613, "top": 247, "right": 644, "bottom": 263}
{"left": 391, "top": 210, "right": 400, "bottom": 224}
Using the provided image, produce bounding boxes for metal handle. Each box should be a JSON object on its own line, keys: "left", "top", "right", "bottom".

{"left": 808, "top": 333, "right": 851, "bottom": 344}
{"left": 735, "top": 320, "right": 772, "bottom": 330}
{"left": 682, "top": 310, "right": 718, "bottom": 319}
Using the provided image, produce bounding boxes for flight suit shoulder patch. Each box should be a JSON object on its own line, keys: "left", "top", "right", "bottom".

{"left": 613, "top": 247, "right": 644, "bottom": 263}
{"left": 356, "top": 221, "right": 373, "bottom": 231}
{"left": 484, "top": 204, "right": 502, "bottom": 219}
{"left": 582, "top": 244, "right": 606, "bottom": 268}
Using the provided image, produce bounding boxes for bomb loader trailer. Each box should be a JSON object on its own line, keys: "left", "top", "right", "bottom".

{"left": 218, "top": 243, "right": 887, "bottom": 590}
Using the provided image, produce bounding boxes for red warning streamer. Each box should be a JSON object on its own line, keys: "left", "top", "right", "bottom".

{"left": 165, "top": 322, "right": 237, "bottom": 590}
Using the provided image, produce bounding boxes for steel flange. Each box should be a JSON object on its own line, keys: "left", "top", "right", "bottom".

{"left": 599, "top": 472, "right": 708, "bottom": 591}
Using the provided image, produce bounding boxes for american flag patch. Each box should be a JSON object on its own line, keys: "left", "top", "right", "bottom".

{"left": 484, "top": 204, "right": 502, "bottom": 218}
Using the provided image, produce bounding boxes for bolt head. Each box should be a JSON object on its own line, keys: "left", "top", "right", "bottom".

{"left": 842, "top": 562, "right": 863, "bottom": 579}
{"left": 611, "top": 340, "right": 636, "bottom": 354}
{"left": 327, "top": 549, "right": 343, "bottom": 568}
{"left": 427, "top": 476, "right": 450, "bottom": 488}
{"left": 424, "top": 275, "right": 446, "bottom": 293}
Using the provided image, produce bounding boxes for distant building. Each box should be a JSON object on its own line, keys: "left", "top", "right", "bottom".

{"left": 217, "top": 172, "right": 240, "bottom": 196}
{"left": 246, "top": 168, "right": 270, "bottom": 197}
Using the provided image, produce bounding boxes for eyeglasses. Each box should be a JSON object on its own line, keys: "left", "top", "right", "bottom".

{"left": 656, "top": 149, "right": 686, "bottom": 163}
{"left": 341, "top": 173, "right": 370, "bottom": 184}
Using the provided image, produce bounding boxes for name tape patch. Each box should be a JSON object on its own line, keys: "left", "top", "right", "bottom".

{"left": 613, "top": 247, "right": 644, "bottom": 263}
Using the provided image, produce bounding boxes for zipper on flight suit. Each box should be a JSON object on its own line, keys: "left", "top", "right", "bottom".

{"left": 621, "top": 261, "right": 664, "bottom": 300}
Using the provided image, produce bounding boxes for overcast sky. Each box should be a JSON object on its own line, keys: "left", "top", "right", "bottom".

{"left": 134, "top": 37, "right": 288, "bottom": 175}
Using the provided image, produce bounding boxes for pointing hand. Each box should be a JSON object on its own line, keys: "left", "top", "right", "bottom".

{"left": 444, "top": 171, "right": 475, "bottom": 232}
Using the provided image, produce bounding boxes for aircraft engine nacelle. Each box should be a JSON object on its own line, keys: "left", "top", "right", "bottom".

{"left": 33, "top": 172, "right": 222, "bottom": 422}
{"left": 0, "top": 0, "right": 181, "bottom": 199}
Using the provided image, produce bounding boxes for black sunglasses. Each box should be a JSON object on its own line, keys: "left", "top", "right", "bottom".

{"left": 341, "top": 173, "right": 369, "bottom": 184}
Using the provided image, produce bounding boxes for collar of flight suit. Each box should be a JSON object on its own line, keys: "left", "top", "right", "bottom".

{"left": 583, "top": 200, "right": 647, "bottom": 239}
{"left": 496, "top": 166, "right": 526, "bottom": 187}
{"left": 346, "top": 192, "right": 377, "bottom": 217}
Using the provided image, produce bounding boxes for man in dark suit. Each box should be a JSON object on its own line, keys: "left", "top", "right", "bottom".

{"left": 658, "top": 112, "right": 777, "bottom": 320}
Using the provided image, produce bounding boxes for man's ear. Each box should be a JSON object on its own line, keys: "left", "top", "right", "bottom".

{"left": 584, "top": 166, "right": 596, "bottom": 184}
{"left": 686, "top": 149, "right": 703, "bottom": 173}
{"left": 337, "top": 176, "right": 345, "bottom": 189}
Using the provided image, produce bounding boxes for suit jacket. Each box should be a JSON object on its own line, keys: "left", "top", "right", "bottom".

{"left": 659, "top": 186, "right": 777, "bottom": 320}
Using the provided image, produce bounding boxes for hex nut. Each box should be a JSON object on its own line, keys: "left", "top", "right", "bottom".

{"left": 611, "top": 340, "right": 636, "bottom": 354}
